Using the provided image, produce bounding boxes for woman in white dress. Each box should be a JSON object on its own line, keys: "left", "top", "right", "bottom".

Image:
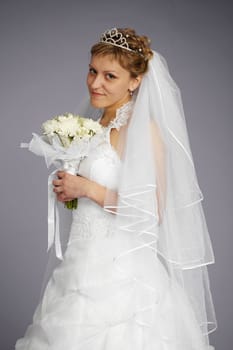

{"left": 15, "top": 27, "right": 217, "bottom": 349}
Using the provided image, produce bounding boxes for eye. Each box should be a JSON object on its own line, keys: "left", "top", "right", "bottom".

{"left": 105, "top": 73, "right": 116, "bottom": 80}
{"left": 89, "top": 67, "right": 97, "bottom": 75}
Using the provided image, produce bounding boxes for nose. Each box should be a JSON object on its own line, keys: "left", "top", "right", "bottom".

{"left": 89, "top": 74, "right": 103, "bottom": 90}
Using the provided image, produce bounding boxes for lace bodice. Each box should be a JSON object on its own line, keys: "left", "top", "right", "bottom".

{"left": 78, "top": 100, "right": 134, "bottom": 190}
{"left": 102, "top": 100, "right": 134, "bottom": 131}
{"left": 68, "top": 100, "right": 134, "bottom": 242}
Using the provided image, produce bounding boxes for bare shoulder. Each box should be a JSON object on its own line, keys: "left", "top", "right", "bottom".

{"left": 109, "top": 127, "right": 119, "bottom": 149}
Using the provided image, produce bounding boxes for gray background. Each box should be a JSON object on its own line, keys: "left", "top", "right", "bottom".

{"left": 1, "top": 0, "right": 232, "bottom": 349}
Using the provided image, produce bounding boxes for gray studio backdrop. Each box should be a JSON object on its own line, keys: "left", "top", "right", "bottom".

{"left": 1, "top": 0, "right": 232, "bottom": 349}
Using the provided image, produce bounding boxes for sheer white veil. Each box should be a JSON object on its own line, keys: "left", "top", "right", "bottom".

{"left": 97, "top": 50, "right": 216, "bottom": 339}
{"left": 39, "top": 49, "right": 217, "bottom": 345}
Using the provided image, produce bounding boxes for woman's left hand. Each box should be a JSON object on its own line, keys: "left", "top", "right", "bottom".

{"left": 52, "top": 170, "right": 89, "bottom": 203}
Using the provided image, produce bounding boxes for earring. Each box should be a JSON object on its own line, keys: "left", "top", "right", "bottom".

{"left": 129, "top": 90, "right": 134, "bottom": 96}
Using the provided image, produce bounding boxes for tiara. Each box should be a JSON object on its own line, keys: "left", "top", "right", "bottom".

{"left": 99, "top": 28, "right": 143, "bottom": 55}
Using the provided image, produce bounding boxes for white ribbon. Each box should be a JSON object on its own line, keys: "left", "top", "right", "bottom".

{"left": 47, "top": 161, "right": 79, "bottom": 260}
{"left": 62, "top": 161, "right": 78, "bottom": 175}
{"left": 22, "top": 141, "right": 63, "bottom": 260}
{"left": 48, "top": 169, "right": 63, "bottom": 260}
{"left": 21, "top": 134, "right": 90, "bottom": 260}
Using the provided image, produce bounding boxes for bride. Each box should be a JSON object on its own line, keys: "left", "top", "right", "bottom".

{"left": 15, "top": 27, "right": 217, "bottom": 349}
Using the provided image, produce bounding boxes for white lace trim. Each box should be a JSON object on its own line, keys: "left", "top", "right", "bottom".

{"left": 98, "top": 100, "right": 134, "bottom": 131}
{"left": 91, "top": 100, "right": 134, "bottom": 162}
{"left": 108, "top": 100, "right": 134, "bottom": 130}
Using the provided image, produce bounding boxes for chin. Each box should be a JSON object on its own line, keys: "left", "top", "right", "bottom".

{"left": 90, "top": 98, "right": 106, "bottom": 109}
{"left": 90, "top": 101, "right": 101, "bottom": 109}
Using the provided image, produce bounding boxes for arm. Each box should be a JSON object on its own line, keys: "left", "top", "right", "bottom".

{"left": 53, "top": 128, "right": 122, "bottom": 209}
{"left": 53, "top": 171, "right": 118, "bottom": 209}
{"left": 150, "top": 119, "right": 167, "bottom": 225}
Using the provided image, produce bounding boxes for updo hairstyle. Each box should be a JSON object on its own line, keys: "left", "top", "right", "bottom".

{"left": 90, "top": 28, "right": 153, "bottom": 78}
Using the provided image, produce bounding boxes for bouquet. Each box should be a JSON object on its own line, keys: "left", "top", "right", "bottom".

{"left": 42, "top": 113, "right": 102, "bottom": 148}
{"left": 21, "top": 112, "right": 103, "bottom": 259}
{"left": 22, "top": 112, "right": 102, "bottom": 209}
{"left": 41, "top": 113, "right": 102, "bottom": 209}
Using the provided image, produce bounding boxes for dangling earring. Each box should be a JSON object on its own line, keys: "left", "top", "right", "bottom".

{"left": 129, "top": 89, "right": 134, "bottom": 96}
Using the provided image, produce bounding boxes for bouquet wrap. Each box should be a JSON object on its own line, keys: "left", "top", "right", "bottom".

{"left": 21, "top": 114, "right": 103, "bottom": 259}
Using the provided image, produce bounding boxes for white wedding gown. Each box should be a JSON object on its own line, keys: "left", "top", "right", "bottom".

{"left": 15, "top": 104, "right": 214, "bottom": 350}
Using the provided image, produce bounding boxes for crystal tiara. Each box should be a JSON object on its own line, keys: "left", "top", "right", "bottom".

{"left": 99, "top": 28, "right": 143, "bottom": 55}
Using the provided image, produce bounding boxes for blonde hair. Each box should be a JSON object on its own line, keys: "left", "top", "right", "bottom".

{"left": 90, "top": 28, "right": 153, "bottom": 77}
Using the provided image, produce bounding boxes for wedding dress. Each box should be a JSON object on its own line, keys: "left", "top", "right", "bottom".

{"left": 15, "top": 101, "right": 214, "bottom": 350}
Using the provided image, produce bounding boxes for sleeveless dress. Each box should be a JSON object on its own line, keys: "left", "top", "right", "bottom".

{"left": 15, "top": 102, "right": 214, "bottom": 350}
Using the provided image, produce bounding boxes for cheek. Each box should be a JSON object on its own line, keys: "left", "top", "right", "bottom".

{"left": 115, "top": 81, "right": 130, "bottom": 96}
{"left": 86, "top": 75, "right": 91, "bottom": 88}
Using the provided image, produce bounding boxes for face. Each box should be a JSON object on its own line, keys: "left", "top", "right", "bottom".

{"left": 86, "top": 54, "right": 141, "bottom": 111}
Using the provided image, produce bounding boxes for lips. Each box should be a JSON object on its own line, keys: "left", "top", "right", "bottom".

{"left": 91, "top": 91, "right": 105, "bottom": 97}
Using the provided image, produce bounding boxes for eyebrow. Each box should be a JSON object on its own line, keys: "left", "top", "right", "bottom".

{"left": 89, "top": 64, "right": 118, "bottom": 74}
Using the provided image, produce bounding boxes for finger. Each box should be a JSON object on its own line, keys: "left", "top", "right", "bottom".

{"left": 57, "top": 193, "right": 73, "bottom": 202}
{"left": 64, "top": 197, "right": 74, "bottom": 202}
{"left": 53, "top": 186, "right": 63, "bottom": 193}
{"left": 57, "top": 195, "right": 65, "bottom": 203}
{"left": 57, "top": 193, "right": 68, "bottom": 202}
{"left": 57, "top": 171, "right": 66, "bottom": 179}
{"left": 52, "top": 179, "right": 62, "bottom": 186}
